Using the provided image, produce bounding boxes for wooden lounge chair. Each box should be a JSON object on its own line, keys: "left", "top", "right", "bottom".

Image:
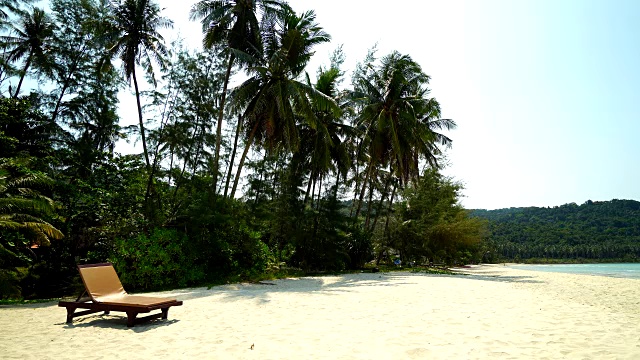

{"left": 58, "top": 263, "right": 183, "bottom": 327}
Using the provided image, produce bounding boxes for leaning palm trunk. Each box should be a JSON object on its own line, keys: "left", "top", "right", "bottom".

{"left": 132, "top": 66, "right": 151, "bottom": 170}
{"left": 12, "top": 52, "right": 32, "bottom": 98}
{"left": 223, "top": 114, "right": 242, "bottom": 198}
{"left": 364, "top": 178, "right": 375, "bottom": 228}
{"left": 315, "top": 176, "right": 323, "bottom": 210}
{"left": 369, "top": 176, "right": 392, "bottom": 232}
{"left": 303, "top": 168, "right": 315, "bottom": 205}
{"left": 212, "top": 53, "right": 235, "bottom": 194}
{"left": 353, "top": 163, "right": 373, "bottom": 220}
{"left": 230, "top": 121, "right": 259, "bottom": 198}
{"left": 349, "top": 139, "right": 363, "bottom": 216}
{"left": 375, "top": 181, "right": 398, "bottom": 266}
{"left": 310, "top": 177, "right": 317, "bottom": 207}
{"left": 332, "top": 170, "right": 341, "bottom": 202}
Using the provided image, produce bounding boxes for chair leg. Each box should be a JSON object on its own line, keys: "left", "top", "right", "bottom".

{"left": 126, "top": 312, "right": 138, "bottom": 327}
{"left": 66, "top": 307, "right": 76, "bottom": 324}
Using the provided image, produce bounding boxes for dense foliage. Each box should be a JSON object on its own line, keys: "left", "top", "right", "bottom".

{"left": 0, "top": 0, "right": 482, "bottom": 300}
{"left": 379, "top": 170, "right": 486, "bottom": 266}
{"left": 472, "top": 200, "right": 640, "bottom": 263}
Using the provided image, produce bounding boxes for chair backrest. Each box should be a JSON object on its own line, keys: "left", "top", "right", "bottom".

{"left": 78, "top": 263, "right": 127, "bottom": 301}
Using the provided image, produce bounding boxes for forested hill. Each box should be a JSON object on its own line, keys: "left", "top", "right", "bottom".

{"left": 471, "top": 199, "right": 640, "bottom": 262}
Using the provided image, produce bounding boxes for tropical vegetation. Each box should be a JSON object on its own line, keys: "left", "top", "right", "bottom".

{"left": 0, "top": 0, "right": 484, "bottom": 300}
{"left": 472, "top": 200, "right": 640, "bottom": 263}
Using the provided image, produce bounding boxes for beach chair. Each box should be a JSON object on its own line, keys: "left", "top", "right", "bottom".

{"left": 58, "top": 263, "right": 183, "bottom": 327}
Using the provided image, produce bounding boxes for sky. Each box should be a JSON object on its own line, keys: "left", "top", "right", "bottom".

{"left": 35, "top": 0, "right": 640, "bottom": 210}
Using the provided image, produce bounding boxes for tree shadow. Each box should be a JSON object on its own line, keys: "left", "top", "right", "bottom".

{"left": 448, "top": 268, "right": 544, "bottom": 284}
{"left": 211, "top": 272, "right": 461, "bottom": 304}
{"left": 460, "top": 274, "right": 543, "bottom": 284}
{"left": 147, "top": 272, "right": 416, "bottom": 304}
{"left": 158, "top": 270, "right": 543, "bottom": 307}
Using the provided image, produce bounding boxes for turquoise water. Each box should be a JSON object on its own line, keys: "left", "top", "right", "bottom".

{"left": 511, "top": 263, "right": 640, "bottom": 279}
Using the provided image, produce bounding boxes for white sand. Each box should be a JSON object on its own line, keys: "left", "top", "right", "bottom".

{"left": 1, "top": 265, "right": 638, "bottom": 359}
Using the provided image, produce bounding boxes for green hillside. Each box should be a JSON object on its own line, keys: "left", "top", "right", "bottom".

{"left": 471, "top": 199, "right": 640, "bottom": 262}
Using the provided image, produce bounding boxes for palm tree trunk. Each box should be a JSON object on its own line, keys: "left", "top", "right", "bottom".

{"left": 354, "top": 163, "right": 373, "bottom": 220}
{"left": 304, "top": 169, "right": 314, "bottom": 204}
{"left": 364, "top": 178, "right": 375, "bottom": 229}
{"left": 310, "top": 177, "right": 317, "bottom": 207}
{"left": 332, "top": 170, "right": 341, "bottom": 202}
{"left": 212, "top": 53, "right": 235, "bottom": 194}
{"left": 230, "top": 121, "right": 259, "bottom": 198}
{"left": 349, "top": 139, "right": 363, "bottom": 216}
{"left": 370, "top": 176, "right": 392, "bottom": 232}
{"left": 349, "top": 176, "right": 359, "bottom": 216}
{"left": 12, "top": 53, "right": 32, "bottom": 98}
{"left": 223, "top": 114, "right": 242, "bottom": 198}
{"left": 168, "top": 146, "right": 174, "bottom": 186}
{"left": 316, "top": 176, "right": 323, "bottom": 210}
{"left": 132, "top": 66, "right": 151, "bottom": 170}
{"left": 384, "top": 183, "right": 398, "bottom": 239}
{"left": 375, "top": 181, "right": 398, "bottom": 266}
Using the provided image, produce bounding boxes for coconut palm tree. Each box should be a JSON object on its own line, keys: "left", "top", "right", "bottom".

{"left": 0, "top": 1, "right": 14, "bottom": 30}
{"left": 351, "top": 51, "right": 455, "bottom": 219}
{"left": 102, "top": 0, "right": 172, "bottom": 170}
{"left": 0, "top": 0, "right": 36, "bottom": 29}
{"left": 299, "top": 64, "right": 353, "bottom": 206}
{"left": 228, "top": 8, "right": 337, "bottom": 198}
{"left": 190, "top": 0, "right": 288, "bottom": 194}
{"left": 0, "top": 7, "right": 56, "bottom": 98}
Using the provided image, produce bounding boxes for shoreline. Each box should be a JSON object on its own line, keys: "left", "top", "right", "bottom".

{"left": 1, "top": 265, "right": 638, "bottom": 359}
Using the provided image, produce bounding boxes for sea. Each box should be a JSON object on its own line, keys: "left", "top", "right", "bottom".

{"left": 510, "top": 263, "right": 640, "bottom": 280}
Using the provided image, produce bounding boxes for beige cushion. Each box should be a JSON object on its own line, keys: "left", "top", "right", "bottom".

{"left": 79, "top": 264, "right": 177, "bottom": 306}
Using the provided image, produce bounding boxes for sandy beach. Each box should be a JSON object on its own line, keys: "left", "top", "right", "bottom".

{"left": 1, "top": 265, "right": 638, "bottom": 359}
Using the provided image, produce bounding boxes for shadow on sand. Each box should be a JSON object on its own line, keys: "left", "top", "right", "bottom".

{"left": 55, "top": 316, "right": 179, "bottom": 332}
{"left": 3, "top": 268, "right": 542, "bottom": 328}
{"left": 198, "top": 270, "right": 543, "bottom": 305}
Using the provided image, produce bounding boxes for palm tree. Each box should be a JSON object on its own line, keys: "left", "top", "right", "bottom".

{"left": 0, "top": 7, "right": 56, "bottom": 98}
{"left": 351, "top": 51, "right": 454, "bottom": 219}
{"left": 0, "top": 160, "right": 63, "bottom": 259}
{"left": 190, "top": 0, "right": 288, "bottom": 194}
{"left": 228, "top": 8, "right": 337, "bottom": 198}
{"left": 0, "top": 0, "right": 14, "bottom": 30}
{"left": 411, "top": 94, "right": 456, "bottom": 172}
{"left": 102, "top": 0, "right": 172, "bottom": 170}
{"left": 0, "top": 0, "right": 36, "bottom": 29}
{"left": 299, "top": 63, "right": 353, "bottom": 206}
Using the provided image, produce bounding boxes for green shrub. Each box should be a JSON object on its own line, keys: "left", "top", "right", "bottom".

{"left": 111, "top": 228, "right": 205, "bottom": 291}
{"left": 346, "top": 228, "right": 374, "bottom": 269}
{"left": 0, "top": 268, "right": 23, "bottom": 299}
